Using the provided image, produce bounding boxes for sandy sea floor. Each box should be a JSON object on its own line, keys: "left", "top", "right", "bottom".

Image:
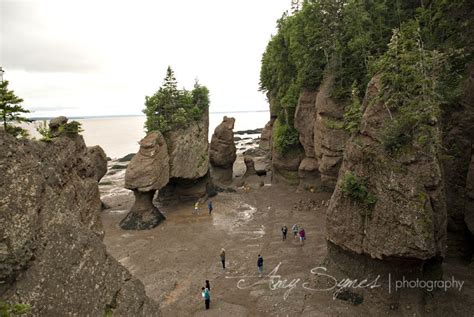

{"left": 98, "top": 139, "right": 474, "bottom": 316}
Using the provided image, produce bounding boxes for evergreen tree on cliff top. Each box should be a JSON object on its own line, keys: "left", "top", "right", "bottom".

{"left": 143, "top": 66, "right": 209, "bottom": 134}
{"left": 0, "top": 80, "right": 31, "bottom": 138}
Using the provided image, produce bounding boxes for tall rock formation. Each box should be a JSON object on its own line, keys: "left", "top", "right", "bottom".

{"left": 313, "top": 74, "right": 347, "bottom": 189}
{"left": 121, "top": 131, "right": 169, "bottom": 230}
{"left": 85, "top": 145, "right": 108, "bottom": 182}
{"left": 210, "top": 116, "right": 237, "bottom": 185}
{"left": 0, "top": 124, "right": 159, "bottom": 316}
{"left": 326, "top": 76, "right": 447, "bottom": 297}
{"left": 294, "top": 90, "right": 320, "bottom": 188}
{"left": 159, "top": 110, "right": 211, "bottom": 201}
{"left": 260, "top": 92, "right": 278, "bottom": 152}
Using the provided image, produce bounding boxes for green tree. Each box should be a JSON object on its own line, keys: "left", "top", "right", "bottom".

{"left": 0, "top": 80, "right": 30, "bottom": 137}
{"left": 143, "top": 67, "right": 209, "bottom": 133}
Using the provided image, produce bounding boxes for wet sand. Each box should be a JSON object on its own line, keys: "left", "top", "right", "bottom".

{"left": 100, "top": 180, "right": 474, "bottom": 316}
{"left": 99, "top": 137, "right": 474, "bottom": 316}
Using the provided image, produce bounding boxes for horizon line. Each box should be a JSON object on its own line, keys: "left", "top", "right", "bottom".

{"left": 27, "top": 110, "right": 270, "bottom": 121}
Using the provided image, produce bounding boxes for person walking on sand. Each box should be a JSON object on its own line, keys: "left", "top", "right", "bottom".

{"left": 257, "top": 254, "right": 264, "bottom": 277}
{"left": 220, "top": 248, "right": 226, "bottom": 270}
{"left": 292, "top": 224, "right": 299, "bottom": 239}
{"left": 194, "top": 201, "right": 199, "bottom": 215}
{"left": 281, "top": 225, "right": 288, "bottom": 241}
{"left": 201, "top": 287, "right": 210, "bottom": 310}
{"left": 208, "top": 200, "right": 213, "bottom": 215}
{"left": 299, "top": 227, "right": 306, "bottom": 245}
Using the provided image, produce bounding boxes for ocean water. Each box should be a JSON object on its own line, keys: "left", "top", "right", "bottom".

{"left": 25, "top": 111, "right": 270, "bottom": 159}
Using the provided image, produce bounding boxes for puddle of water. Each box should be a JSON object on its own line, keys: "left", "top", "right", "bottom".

{"left": 107, "top": 209, "right": 128, "bottom": 214}
{"left": 212, "top": 203, "right": 263, "bottom": 239}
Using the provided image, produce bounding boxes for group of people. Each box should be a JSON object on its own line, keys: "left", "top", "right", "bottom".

{"left": 193, "top": 200, "right": 213, "bottom": 215}
{"left": 281, "top": 224, "right": 305, "bottom": 245}
{"left": 202, "top": 251, "right": 265, "bottom": 310}
{"left": 196, "top": 202, "right": 307, "bottom": 310}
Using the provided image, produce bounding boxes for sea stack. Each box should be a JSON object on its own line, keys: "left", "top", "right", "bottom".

{"left": 158, "top": 108, "right": 211, "bottom": 201}
{"left": 210, "top": 116, "right": 237, "bottom": 185}
{"left": 120, "top": 131, "right": 169, "bottom": 230}
{"left": 326, "top": 75, "right": 447, "bottom": 300}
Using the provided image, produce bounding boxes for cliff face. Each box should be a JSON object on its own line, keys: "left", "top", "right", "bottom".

{"left": 442, "top": 64, "right": 474, "bottom": 259}
{"left": 313, "top": 74, "right": 348, "bottom": 190}
{"left": 0, "top": 129, "right": 159, "bottom": 316}
{"left": 326, "top": 76, "right": 447, "bottom": 260}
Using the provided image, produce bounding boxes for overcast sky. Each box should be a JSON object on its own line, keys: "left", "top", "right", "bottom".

{"left": 0, "top": 0, "right": 290, "bottom": 117}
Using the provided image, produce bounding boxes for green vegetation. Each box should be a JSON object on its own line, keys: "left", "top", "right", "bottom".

{"left": 0, "top": 301, "right": 31, "bottom": 316}
{"left": 143, "top": 66, "right": 209, "bottom": 134}
{"left": 272, "top": 118, "right": 300, "bottom": 154}
{"left": 343, "top": 82, "right": 363, "bottom": 134}
{"left": 59, "top": 120, "right": 83, "bottom": 135}
{"left": 260, "top": 0, "right": 473, "bottom": 150}
{"left": 36, "top": 120, "right": 83, "bottom": 141}
{"left": 36, "top": 120, "right": 53, "bottom": 142}
{"left": 342, "top": 171, "right": 377, "bottom": 209}
{"left": 0, "top": 80, "right": 31, "bottom": 138}
{"left": 374, "top": 21, "right": 444, "bottom": 153}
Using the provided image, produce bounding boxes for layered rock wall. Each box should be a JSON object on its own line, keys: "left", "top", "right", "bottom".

{"left": 326, "top": 75, "right": 447, "bottom": 260}
{"left": 0, "top": 128, "right": 159, "bottom": 316}
{"left": 313, "top": 74, "right": 348, "bottom": 189}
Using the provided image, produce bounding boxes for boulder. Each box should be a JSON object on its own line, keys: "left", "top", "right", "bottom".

{"left": 272, "top": 147, "right": 304, "bottom": 186}
{"left": 49, "top": 115, "right": 68, "bottom": 129}
{"left": 85, "top": 145, "right": 108, "bottom": 182}
{"left": 298, "top": 157, "right": 320, "bottom": 188}
{"left": 294, "top": 90, "right": 317, "bottom": 158}
{"left": 210, "top": 116, "right": 237, "bottom": 185}
{"left": 121, "top": 132, "right": 169, "bottom": 230}
{"left": 0, "top": 129, "right": 159, "bottom": 316}
{"left": 313, "top": 74, "right": 347, "bottom": 189}
{"left": 259, "top": 118, "right": 275, "bottom": 151}
{"left": 326, "top": 75, "right": 447, "bottom": 260}
{"left": 244, "top": 156, "right": 257, "bottom": 176}
{"left": 49, "top": 116, "right": 68, "bottom": 137}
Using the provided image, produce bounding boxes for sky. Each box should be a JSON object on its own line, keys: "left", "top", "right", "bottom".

{"left": 0, "top": 0, "right": 291, "bottom": 118}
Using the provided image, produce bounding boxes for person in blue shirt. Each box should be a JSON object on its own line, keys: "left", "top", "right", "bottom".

{"left": 201, "top": 287, "right": 210, "bottom": 310}
{"left": 208, "top": 201, "right": 213, "bottom": 215}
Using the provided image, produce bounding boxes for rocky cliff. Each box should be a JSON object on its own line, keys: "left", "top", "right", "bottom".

{"left": 313, "top": 74, "right": 348, "bottom": 189}
{"left": 294, "top": 90, "right": 320, "bottom": 188}
{"left": 441, "top": 64, "right": 474, "bottom": 259}
{"left": 326, "top": 75, "right": 446, "bottom": 260}
{"left": 0, "top": 127, "right": 159, "bottom": 316}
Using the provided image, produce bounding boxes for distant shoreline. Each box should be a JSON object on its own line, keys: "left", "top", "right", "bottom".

{"left": 28, "top": 110, "right": 269, "bottom": 121}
